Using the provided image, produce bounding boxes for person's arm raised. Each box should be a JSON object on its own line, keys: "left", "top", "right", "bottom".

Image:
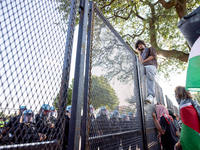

{"left": 152, "top": 113, "right": 165, "bottom": 135}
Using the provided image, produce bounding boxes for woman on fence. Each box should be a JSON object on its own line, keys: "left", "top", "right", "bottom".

{"left": 174, "top": 86, "right": 200, "bottom": 150}
{"left": 152, "top": 104, "right": 178, "bottom": 150}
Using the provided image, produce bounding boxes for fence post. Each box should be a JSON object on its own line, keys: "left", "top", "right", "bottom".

{"left": 68, "top": 0, "right": 89, "bottom": 149}
{"left": 135, "top": 56, "right": 148, "bottom": 150}
{"left": 81, "top": 1, "right": 94, "bottom": 150}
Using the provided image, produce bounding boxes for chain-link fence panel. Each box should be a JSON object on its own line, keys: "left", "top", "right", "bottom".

{"left": 173, "top": 105, "right": 179, "bottom": 115}
{"left": 85, "top": 3, "right": 144, "bottom": 150}
{"left": 166, "top": 95, "right": 174, "bottom": 111}
{"left": 0, "top": 0, "right": 78, "bottom": 149}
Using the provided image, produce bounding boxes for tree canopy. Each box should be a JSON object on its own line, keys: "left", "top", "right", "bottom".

{"left": 54, "top": 0, "right": 200, "bottom": 79}
{"left": 90, "top": 75, "right": 119, "bottom": 110}
{"left": 192, "top": 92, "right": 200, "bottom": 104}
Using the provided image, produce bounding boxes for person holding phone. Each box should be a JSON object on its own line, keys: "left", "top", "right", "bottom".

{"left": 135, "top": 40, "right": 157, "bottom": 104}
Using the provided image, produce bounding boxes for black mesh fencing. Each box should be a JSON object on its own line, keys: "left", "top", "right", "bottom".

{"left": 166, "top": 95, "right": 174, "bottom": 111}
{"left": 82, "top": 2, "right": 178, "bottom": 150}
{"left": 1, "top": 0, "right": 180, "bottom": 150}
{"left": 85, "top": 3, "right": 144, "bottom": 150}
{"left": 0, "top": 0, "right": 78, "bottom": 149}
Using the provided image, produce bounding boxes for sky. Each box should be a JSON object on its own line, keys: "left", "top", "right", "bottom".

{"left": 157, "top": 71, "right": 187, "bottom": 107}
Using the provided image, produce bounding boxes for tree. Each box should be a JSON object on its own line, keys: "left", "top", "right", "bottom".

{"left": 53, "top": 80, "right": 73, "bottom": 110}
{"left": 90, "top": 75, "right": 119, "bottom": 110}
{"left": 192, "top": 92, "right": 200, "bottom": 104}
{"left": 53, "top": 76, "right": 119, "bottom": 110}
{"left": 54, "top": 0, "right": 200, "bottom": 79}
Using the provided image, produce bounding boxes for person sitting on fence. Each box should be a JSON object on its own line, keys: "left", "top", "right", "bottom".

{"left": 135, "top": 40, "right": 157, "bottom": 104}
{"left": 152, "top": 104, "right": 178, "bottom": 150}
{"left": 174, "top": 86, "right": 200, "bottom": 150}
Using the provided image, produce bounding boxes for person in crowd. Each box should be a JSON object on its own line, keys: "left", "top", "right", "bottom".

{"left": 128, "top": 111, "right": 139, "bottom": 149}
{"left": 152, "top": 104, "right": 178, "bottom": 150}
{"left": 1, "top": 110, "right": 46, "bottom": 144}
{"left": 168, "top": 109, "right": 180, "bottom": 137}
{"left": 50, "top": 106, "right": 57, "bottom": 124}
{"left": 96, "top": 106, "right": 111, "bottom": 150}
{"left": 0, "top": 117, "right": 4, "bottom": 129}
{"left": 110, "top": 110, "right": 121, "bottom": 150}
{"left": 6, "top": 106, "right": 27, "bottom": 129}
{"left": 83, "top": 105, "right": 99, "bottom": 150}
{"left": 175, "top": 114, "right": 180, "bottom": 121}
{"left": 135, "top": 40, "right": 157, "bottom": 104}
{"left": 35, "top": 104, "right": 53, "bottom": 140}
{"left": 88, "top": 105, "right": 98, "bottom": 137}
{"left": 128, "top": 111, "right": 138, "bottom": 128}
{"left": 66, "top": 105, "right": 71, "bottom": 118}
{"left": 174, "top": 86, "right": 200, "bottom": 150}
{"left": 63, "top": 105, "right": 71, "bottom": 150}
{"left": 120, "top": 114, "right": 132, "bottom": 150}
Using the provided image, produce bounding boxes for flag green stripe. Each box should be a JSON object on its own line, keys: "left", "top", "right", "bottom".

{"left": 186, "top": 55, "right": 200, "bottom": 91}
{"left": 180, "top": 123, "right": 200, "bottom": 150}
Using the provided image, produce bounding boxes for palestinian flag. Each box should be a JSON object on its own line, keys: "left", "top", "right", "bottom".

{"left": 180, "top": 102, "right": 200, "bottom": 150}
{"left": 185, "top": 37, "right": 200, "bottom": 91}
{"left": 177, "top": 6, "right": 200, "bottom": 91}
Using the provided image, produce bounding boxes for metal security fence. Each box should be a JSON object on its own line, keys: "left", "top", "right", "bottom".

{"left": 85, "top": 2, "right": 144, "bottom": 150}
{"left": 166, "top": 95, "right": 174, "bottom": 111}
{"left": 0, "top": 0, "right": 78, "bottom": 149}
{"left": 78, "top": 2, "right": 170, "bottom": 150}
{"left": 1, "top": 0, "right": 180, "bottom": 150}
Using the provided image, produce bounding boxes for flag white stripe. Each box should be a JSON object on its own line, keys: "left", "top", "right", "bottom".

{"left": 189, "top": 36, "right": 200, "bottom": 59}
{"left": 180, "top": 102, "right": 192, "bottom": 109}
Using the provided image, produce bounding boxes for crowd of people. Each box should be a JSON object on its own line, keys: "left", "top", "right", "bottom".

{"left": 0, "top": 87, "right": 199, "bottom": 150}
{"left": 153, "top": 86, "right": 200, "bottom": 150}
{"left": 0, "top": 104, "right": 57, "bottom": 145}
{"left": 0, "top": 104, "right": 142, "bottom": 150}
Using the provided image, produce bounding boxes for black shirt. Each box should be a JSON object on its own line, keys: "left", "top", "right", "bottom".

{"left": 159, "top": 116, "right": 178, "bottom": 150}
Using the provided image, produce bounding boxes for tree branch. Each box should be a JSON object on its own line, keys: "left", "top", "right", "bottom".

{"left": 158, "top": 0, "right": 177, "bottom": 9}
{"left": 122, "top": 23, "right": 146, "bottom": 38}
{"left": 156, "top": 48, "right": 189, "bottom": 62}
{"left": 134, "top": 5, "right": 145, "bottom": 21}
{"left": 100, "top": 0, "right": 116, "bottom": 9}
{"left": 153, "top": 1, "right": 159, "bottom": 5}
{"left": 114, "top": 6, "right": 133, "bottom": 20}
